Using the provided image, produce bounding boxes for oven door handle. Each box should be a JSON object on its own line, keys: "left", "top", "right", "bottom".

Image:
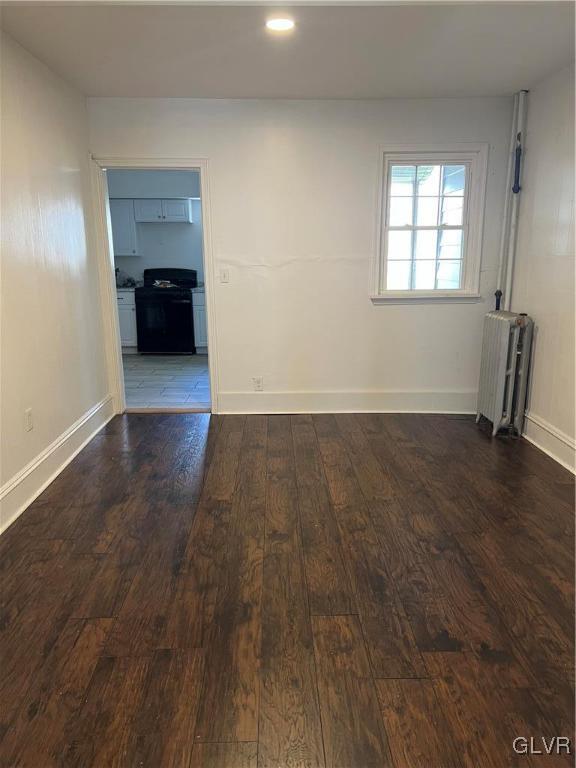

{"left": 170, "top": 299, "right": 192, "bottom": 304}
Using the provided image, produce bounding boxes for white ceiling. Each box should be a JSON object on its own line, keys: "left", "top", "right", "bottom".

{"left": 1, "top": 3, "right": 574, "bottom": 99}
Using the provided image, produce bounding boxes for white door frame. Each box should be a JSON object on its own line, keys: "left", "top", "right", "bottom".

{"left": 90, "top": 156, "right": 220, "bottom": 414}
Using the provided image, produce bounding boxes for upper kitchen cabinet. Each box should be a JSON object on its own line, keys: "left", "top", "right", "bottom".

{"left": 134, "top": 198, "right": 193, "bottom": 223}
{"left": 133, "top": 198, "right": 162, "bottom": 222}
{"left": 162, "top": 199, "right": 193, "bottom": 222}
{"left": 109, "top": 199, "right": 138, "bottom": 256}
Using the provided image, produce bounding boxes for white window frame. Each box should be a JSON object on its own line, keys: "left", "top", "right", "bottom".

{"left": 371, "top": 143, "right": 488, "bottom": 304}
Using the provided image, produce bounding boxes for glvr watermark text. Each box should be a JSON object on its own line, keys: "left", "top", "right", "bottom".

{"left": 513, "top": 737, "right": 572, "bottom": 755}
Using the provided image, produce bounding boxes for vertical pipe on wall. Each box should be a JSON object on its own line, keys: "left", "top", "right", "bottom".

{"left": 496, "top": 93, "right": 519, "bottom": 308}
{"left": 503, "top": 90, "right": 528, "bottom": 311}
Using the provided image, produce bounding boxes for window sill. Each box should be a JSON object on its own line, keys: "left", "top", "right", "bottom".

{"left": 370, "top": 291, "right": 482, "bottom": 305}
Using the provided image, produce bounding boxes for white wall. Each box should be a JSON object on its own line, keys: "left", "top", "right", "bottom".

{"left": 106, "top": 169, "right": 200, "bottom": 199}
{"left": 90, "top": 97, "right": 511, "bottom": 414}
{"left": 0, "top": 33, "right": 113, "bottom": 530}
{"left": 512, "top": 66, "right": 575, "bottom": 471}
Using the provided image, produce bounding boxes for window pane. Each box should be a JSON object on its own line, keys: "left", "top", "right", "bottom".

{"left": 414, "top": 260, "right": 436, "bottom": 289}
{"left": 436, "top": 260, "right": 462, "bottom": 289}
{"left": 415, "top": 230, "right": 437, "bottom": 260}
{"left": 387, "top": 230, "right": 412, "bottom": 260}
{"left": 389, "top": 197, "right": 413, "bottom": 226}
{"left": 416, "top": 165, "right": 440, "bottom": 196}
{"left": 442, "top": 165, "right": 466, "bottom": 196}
{"left": 441, "top": 196, "right": 463, "bottom": 225}
{"left": 390, "top": 165, "right": 415, "bottom": 196}
{"left": 438, "top": 229, "right": 462, "bottom": 259}
{"left": 382, "top": 156, "right": 471, "bottom": 294}
{"left": 387, "top": 261, "right": 411, "bottom": 290}
{"left": 416, "top": 197, "right": 439, "bottom": 226}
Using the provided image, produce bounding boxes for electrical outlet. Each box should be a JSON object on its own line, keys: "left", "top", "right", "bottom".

{"left": 24, "top": 408, "right": 33, "bottom": 432}
{"left": 251, "top": 376, "right": 264, "bottom": 392}
{"left": 220, "top": 268, "right": 230, "bottom": 283}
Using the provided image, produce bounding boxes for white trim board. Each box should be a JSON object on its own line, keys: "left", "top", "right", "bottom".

{"left": 522, "top": 412, "right": 576, "bottom": 474}
{"left": 218, "top": 388, "right": 476, "bottom": 414}
{"left": 0, "top": 396, "right": 115, "bottom": 535}
{"left": 91, "top": 159, "right": 126, "bottom": 413}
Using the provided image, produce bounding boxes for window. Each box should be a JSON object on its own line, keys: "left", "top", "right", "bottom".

{"left": 373, "top": 145, "right": 488, "bottom": 303}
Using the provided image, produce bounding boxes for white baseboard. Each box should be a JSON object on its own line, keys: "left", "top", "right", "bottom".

{"left": 217, "top": 389, "right": 476, "bottom": 415}
{"left": 522, "top": 412, "right": 576, "bottom": 474}
{"left": 0, "top": 395, "right": 115, "bottom": 535}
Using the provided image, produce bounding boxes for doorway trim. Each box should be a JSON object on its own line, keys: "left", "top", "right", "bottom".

{"left": 90, "top": 156, "right": 220, "bottom": 414}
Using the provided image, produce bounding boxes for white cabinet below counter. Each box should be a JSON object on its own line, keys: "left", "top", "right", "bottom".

{"left": 192, "top": 290, "right": 207, "bottom": 349}
{"left": 117, "top": 289, "right": 137, "bottom": 347}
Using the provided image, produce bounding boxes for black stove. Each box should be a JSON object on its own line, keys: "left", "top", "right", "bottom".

{"left": 135, "top": 268, "right": 198, "bottom": 354}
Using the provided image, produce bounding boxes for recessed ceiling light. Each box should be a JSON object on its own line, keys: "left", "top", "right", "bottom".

{"left": 266, "top": 18, "right": 295, "bottom": 32}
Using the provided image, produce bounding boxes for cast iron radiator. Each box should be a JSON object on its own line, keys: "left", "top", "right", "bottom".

{"left": 476, "top": 310, "right": 533, "bottom": 436}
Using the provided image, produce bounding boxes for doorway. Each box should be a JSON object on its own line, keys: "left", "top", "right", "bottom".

{"left": 93, "top": 160, "right": 217, "bottom": 413}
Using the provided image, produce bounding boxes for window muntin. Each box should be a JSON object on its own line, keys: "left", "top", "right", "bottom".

{"left": 384, "top": 162, "right": 469, "bottom": 292}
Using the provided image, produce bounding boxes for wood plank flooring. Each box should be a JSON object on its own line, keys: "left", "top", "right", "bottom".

{"left": 0, "top": 413, "right": 574, "bottom": 767}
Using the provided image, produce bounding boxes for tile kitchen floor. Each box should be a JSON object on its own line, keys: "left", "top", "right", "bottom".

{"left": 122, "top": 353, "right": 210, "bottom": 410}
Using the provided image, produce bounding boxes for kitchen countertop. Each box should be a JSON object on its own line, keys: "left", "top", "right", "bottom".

{"left": 116, "top": 284, "right": 205, "bottom": 292}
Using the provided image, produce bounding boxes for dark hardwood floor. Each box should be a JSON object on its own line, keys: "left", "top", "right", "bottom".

{"left": 0, "top": 413, "right": 574, "bottom": 767}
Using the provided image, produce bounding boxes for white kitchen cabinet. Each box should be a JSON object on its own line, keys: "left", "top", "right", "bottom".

{"left": 162, "top": 199, "right": 193, "bottom": 223}
{"left": 109, "top": 199, "right": 138, "bottom": 255}
{"left": 193, "top": 291, "right": 207, "bottom": 348}
{"left": 193, "top": 308, "right": 207, "bottom": 348}
{"left": 134, "top": 199, "right": 163, "bottom": 222}
{"left": 134, "top": 198, "right": 193, "bottom": 223}
{"left": 117, "top": 291, "right": 137, "bottom": 346}
{"left": 118, "top": 306, "right": 137, "bottom": 346}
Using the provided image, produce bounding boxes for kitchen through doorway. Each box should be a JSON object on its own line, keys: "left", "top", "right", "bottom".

{"left": 106, "top": 168, "right": 211, "bottom": 411}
